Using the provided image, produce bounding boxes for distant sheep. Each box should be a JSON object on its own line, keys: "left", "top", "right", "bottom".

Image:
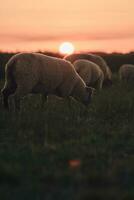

{"left": 119, "top": 64, "right": 134, "bottom": 81}
{"left": 64, "top": 53, "right": 112, "bottom": 86}
{"left": 73, "top": 59, "right": 104, "bottom": 90}
{"left": 1, "top": 53, "right": 94, "bottom": 110}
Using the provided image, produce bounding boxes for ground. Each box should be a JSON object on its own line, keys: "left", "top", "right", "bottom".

{"left": 0, "top": 75, "right": 134, "bottom": 199}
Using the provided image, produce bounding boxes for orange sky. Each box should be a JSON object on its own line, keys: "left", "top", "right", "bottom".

{"left": 0, "top": 0, "right": 134, "bottom": 52}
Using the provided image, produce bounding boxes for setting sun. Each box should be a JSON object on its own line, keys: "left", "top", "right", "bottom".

{"left": 59, "top": 42, "right": 75, "bottom": 55}
{"left": 0, "top": 0, "right": 134, "bottom": 52}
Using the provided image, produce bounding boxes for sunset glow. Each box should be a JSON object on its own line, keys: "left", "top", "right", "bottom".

{"left": 0, "top": 0, "right": 134, "bottom": 52}
{"left": 59, "top": 42, "right": 75, "bottom": 55}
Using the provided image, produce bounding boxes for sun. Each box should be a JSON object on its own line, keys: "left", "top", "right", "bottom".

{"left": 59, "top": 42, "right": 75, "bottom": 55}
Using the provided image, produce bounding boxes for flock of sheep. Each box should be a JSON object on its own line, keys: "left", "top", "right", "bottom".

{"left": 1, "top": 52, "right": 133, "bottom": 111}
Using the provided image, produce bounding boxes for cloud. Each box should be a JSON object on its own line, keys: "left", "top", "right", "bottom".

{"left": 0, "top": 30, "right": 134, "bottom": 43}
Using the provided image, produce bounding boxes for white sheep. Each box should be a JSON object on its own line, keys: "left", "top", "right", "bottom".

{"left": 1, "top": 53, "right": 94, "bottom": 110}
{"left": 119, "top": 64, "right": 134, "bottom": 81}
{"left": 73, "top": 59, "right": 104, "bottom": 90}
{"left": 64, "top": 53, "right": 112, "bottom": 86}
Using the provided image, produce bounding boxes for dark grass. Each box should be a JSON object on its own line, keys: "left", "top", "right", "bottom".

{"left": 0, "top": 76, "right": 134, "bottom": 199}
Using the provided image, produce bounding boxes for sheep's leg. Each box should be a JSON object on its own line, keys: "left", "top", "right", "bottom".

{"left": 12, "top": 85, "right": 31, "bottom": 112}
{"left": 66, "top": 96, "right": 72, "bottom": 109}
{"left": 97, "top": 79, "right": 103, "bottom": 90}
{"left": 13, "top": 95, "right": 21, "bottom": 111}
{"left": 1, "top": 88, "right": 13, "bottom": 110}
{"left": 41, "top": 94, "right": 47, "bottom": 107}
{"left": 99, "top": 79, "right": 103, "bottom": 90}
{"left": 3, "top": 93, "right": 10, "bottom": 110}
{"left": 96, "top": 73, "right": 104, "bottom": 90}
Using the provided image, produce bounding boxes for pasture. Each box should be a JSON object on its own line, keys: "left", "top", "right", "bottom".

{"left": 0, "top": 52, "right": 134, "bottom": 199}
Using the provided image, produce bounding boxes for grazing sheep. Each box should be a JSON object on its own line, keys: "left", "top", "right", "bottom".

{"left": 1, "top": 53, "right": 94, "bottom": 110}
{"left": 73, "top": 59, "right": 104, "bottom": 90}
{"left": 119, "top": 64, "right": 134, "bottom": 81}
{"left": 64, "top": 53, "right": 112, "bottom": 86}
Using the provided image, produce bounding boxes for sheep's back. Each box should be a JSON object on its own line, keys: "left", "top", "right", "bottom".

{"left": 73, "top": 59, "right": 103, "bottom": 85}
{"left": 64, "top": 53, "right": 107, "bottom": 75}
{"left": 119, "top": 64, "right": 134, "bottom": 80}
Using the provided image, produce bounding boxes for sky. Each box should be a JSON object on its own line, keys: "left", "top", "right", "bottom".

{"left": 0, "top": 0, "right": 134, "bottom": 53}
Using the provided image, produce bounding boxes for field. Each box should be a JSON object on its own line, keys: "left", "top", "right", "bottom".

{"left": 0, "top": 53, "right": 134, "bottom": 199}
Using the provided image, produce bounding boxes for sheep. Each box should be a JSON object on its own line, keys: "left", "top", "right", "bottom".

{"left": 119, "top": 64, "right": 134, "bottom": 81}
{"left": 64, "top": 53, "right": 112, "bottom": 86}
{"left": 1, "top": 53, "right": 94, "bottom": 111}
{"left": 73, "top": 59, "right": 104, "bottom": 90}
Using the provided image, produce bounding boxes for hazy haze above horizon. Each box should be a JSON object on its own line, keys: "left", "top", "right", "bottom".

{"left": 0, "top": 0, "right": 134, "bottom": 52}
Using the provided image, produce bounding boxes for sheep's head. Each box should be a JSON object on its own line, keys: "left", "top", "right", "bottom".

{"left": 82, "top": 86, "right": 96, "bottom": 106}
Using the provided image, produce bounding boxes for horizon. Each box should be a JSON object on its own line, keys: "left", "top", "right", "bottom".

{"left": 0, "top": 0, "right": 134, "bottom": 53}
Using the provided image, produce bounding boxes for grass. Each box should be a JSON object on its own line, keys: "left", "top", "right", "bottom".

{"left": 0, "top": 76, "right": 134, "bottom": 199}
